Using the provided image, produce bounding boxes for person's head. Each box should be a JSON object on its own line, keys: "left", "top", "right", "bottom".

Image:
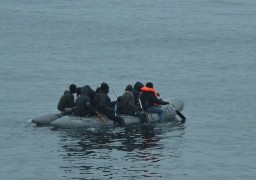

{"left": 146, "top": 82, "right": 153, "bottom": 88}
{"left": 100, "top": 82, "right": 109, "bottom": 93}
{"left": 134, "top": 82, "right": 144, "bottom": 92}
{"left": 125, "top": 84, "right": 133, "bottom": 92}
{"left": 69, "top": 84, "right": 77, "bottom": 94}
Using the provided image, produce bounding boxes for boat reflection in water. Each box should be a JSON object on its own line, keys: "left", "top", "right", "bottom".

{"left": 54, "top": 120, "right": 186, "bottom": 179}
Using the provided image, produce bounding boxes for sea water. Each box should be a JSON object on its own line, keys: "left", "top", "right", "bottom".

{"left": 0, "top": 0, "right": 255, "bottom": 179}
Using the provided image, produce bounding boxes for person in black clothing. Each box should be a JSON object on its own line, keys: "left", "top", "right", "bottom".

{"left": 140, "top": 82, "right": 169, "bottom": 122}
{"left": 77, "top": 85, "right": 97, "bottom": 104}
{"left": 94, "top": 82, "right": 125, "bottom": 127}
{"left": 132, "top": 82, "right": 144, "bottom": 105}
{"left": 74, "top": 85, "right": 96, "bottom": 117}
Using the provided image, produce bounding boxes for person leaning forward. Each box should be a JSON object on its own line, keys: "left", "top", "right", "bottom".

{"left": 94, "top": 82, "right": 125, "bottom": 127}
{"left": 74, "top": 85, "right": 96, "bottom": 117}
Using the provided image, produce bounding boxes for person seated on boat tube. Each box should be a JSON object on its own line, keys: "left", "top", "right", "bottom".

{"left": 117, "top": 84, "right": 135, "bottom": 115}
{"left": 140, "top": 82, "right": 169, "bottom": 122}
{"left": 57, "top": 84, "right": 77, "bottom": 114}
{"left": 94, "top": 82, "right": 125, "bottom": 127}
{"left": 74, "top": 85, "right": 97, "bottom": 117}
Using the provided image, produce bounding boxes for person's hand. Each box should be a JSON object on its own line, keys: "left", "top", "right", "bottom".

{"left": 91, "top": 106, "right": 97, "bottom": 112}
{"left": 163, "top": 101, "right": 169, "bottom": 105}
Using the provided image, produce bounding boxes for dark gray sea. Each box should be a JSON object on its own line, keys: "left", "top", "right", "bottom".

{"left": 0, "top": 0, "right": 255, "bottom": 179}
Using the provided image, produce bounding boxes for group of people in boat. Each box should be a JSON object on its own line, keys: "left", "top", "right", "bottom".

{"left": 57, "top": 82, "right": 169, "bottom": 126}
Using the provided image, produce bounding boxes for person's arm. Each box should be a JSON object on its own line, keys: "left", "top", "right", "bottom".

{"left": 151, "top": 93, "right": 169, "bottom": 105}
{"left": 158, "top": 99, "right": 169, "bottom": 105}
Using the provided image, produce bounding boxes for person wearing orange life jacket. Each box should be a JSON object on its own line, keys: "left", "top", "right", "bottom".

{"left": 140, "top": 85, "right": 160, "bottom": 105}
{"left": 140, "top": 82, "right": 169, "bottom": 122}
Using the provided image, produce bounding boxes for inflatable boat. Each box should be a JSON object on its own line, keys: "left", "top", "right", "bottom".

{"left": 31, "top": 112, "right": 64, "bottom": 125}
{"left": 32, "top": 99, "right": 185, "bottom": 128}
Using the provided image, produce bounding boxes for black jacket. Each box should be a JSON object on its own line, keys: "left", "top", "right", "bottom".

{"left": 140, "top": 91, "right": 168, "bottom": 110}
{"left": 132, "top": 82, "right": 144, "bottom": 104}
{"left": 74, "top": 86, "right": 95, "bottom": 116}
{"left": 94, "top": 91, "right": 114, "bottom": 114}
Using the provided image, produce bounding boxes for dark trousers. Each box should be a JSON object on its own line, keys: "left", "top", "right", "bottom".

{"left": 100, "top": 109, "right": 125, "bottom": 127}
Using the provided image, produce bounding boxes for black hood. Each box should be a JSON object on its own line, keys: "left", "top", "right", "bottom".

{"left": 133, "top": 82, "right": 144, "bottom": 92}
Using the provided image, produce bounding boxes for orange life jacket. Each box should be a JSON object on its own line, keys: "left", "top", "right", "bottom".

{"left": 140, "top": 87, "right": 160, "bottom": 106}
{"left": 141, "top": 86, "right": 159, "bottom": 97}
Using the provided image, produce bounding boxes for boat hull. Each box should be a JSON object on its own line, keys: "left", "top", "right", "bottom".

{"left": 50, "top": 99, "right": 184, "bottom": 128}
{"left": 31, "top": 113, "right": 64, "bottom": 125}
